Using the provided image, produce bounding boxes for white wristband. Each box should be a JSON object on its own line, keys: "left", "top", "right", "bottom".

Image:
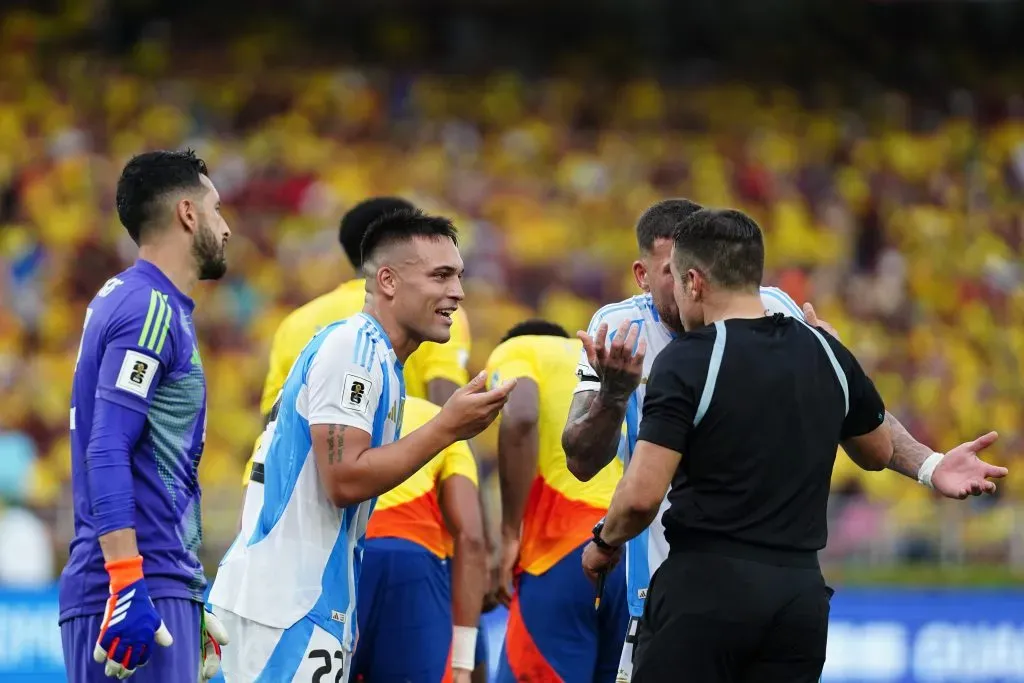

{"left": 917, "top": 452, "right": 945, "bottom": 489}
{"left": 452, "top": 625, "right": 478, "bottom": 671}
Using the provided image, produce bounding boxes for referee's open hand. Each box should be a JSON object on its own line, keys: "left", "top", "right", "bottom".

{"left": 578, "top": 320, "right": 647, "bottom": 400}
{"left": 439, "top": 371, "right": 517, "bottom": 441}
{"left": 933, "top": 431, "right": 1009, "bottom": 499}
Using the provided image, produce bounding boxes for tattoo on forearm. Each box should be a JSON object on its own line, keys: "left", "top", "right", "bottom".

{"left": 884, "top": 412, "right": 932, "bottom": 479}
{"left": 326, "top": 425, "right": 346, "bottom": 465}
{"left": 562, "top": 391, "right": 628, "bottom": 477}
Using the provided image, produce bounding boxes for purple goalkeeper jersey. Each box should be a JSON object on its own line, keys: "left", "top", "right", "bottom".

{"left": 59, "top": 260, "right": 208, "bottom": 621}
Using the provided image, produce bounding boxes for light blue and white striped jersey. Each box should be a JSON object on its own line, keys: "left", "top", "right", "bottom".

{"left": 574, "top": 287, "right": 804, "bottom": 618}
{"left": 210, "top": 313, "right": 405, "bottom": 652}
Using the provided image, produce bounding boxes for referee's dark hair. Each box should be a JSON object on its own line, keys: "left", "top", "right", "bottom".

{"left": 672, "top": 208, "right": 765, "bottom": 291}
{"left": 338, "top": 197, "right": 415, "bottom": 269}
{"left": 359, "top": 208, "right": 459, "bottom": 270}
{"left": 500, "top": 319, "right": 570, "bottom": 344}
{"left": 635, "top": 199, "right": 704, "bottom": 254}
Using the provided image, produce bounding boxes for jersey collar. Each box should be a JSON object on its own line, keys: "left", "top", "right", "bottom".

{"left": 135, "top": 259, "right": 196, "bottom": 312}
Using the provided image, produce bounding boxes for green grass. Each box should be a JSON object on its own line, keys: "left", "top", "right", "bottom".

{"left": 825, "top": 563, "right": 1024, "bottom": 587}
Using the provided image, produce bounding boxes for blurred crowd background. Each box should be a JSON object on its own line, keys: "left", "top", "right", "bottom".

{"left": 0, "top": 0, "right": 1022, "bottom": 589}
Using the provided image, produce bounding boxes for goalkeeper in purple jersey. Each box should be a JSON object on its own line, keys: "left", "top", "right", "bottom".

{"left": 59, "top": 150, "right": 231, "bottom": 681}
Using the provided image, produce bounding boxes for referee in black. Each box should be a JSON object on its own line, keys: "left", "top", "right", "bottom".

{"left": 580, "top": 208, "right": 1008, "bottom": 682}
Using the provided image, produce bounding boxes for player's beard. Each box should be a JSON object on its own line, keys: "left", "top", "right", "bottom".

{"left": 654, "top": 298, "right": 685, "bottom": 335}
{"left": 193, "top": 220, "right": 227, "bottom": 281}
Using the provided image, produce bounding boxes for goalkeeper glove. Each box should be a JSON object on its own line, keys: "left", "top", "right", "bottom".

{"left": 200, "top": 608, "right": 229, "bottom": 681}
{"left": 93, "top": 555, "right": 173, "bottom": 679}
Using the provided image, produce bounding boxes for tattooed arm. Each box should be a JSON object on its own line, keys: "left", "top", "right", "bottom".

{"left": 311, "top": 421, "right": 454, "bottom": 508}
{"left": 562, "top": 389, "right": 630, "bottom": 482}
{"left": 563, "top": 319, "right": 646, "bottom": 482}
{"left": 882, "top": 412, "right": 935, "bottom": 479}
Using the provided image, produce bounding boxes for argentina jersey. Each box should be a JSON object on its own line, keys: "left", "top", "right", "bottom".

{"left": 575, "top": 287, "right": 804, "bottom": 619}
{"left": 210, "top": 312, "right": 405, "bottom": 670}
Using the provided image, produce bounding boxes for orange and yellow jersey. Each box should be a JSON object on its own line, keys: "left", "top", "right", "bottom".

{"left": 259, "top": 278, "right": 471, "bottom": 416}
{"left": 485, "top": 335, "right": 624, "bottom": 576}
{"left": 364, "top": 396, "right": 479, "bottom": 558}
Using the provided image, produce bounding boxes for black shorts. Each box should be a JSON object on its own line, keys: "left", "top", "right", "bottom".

{"left": 633, "top": 549, "right": 833, "bottom": 683}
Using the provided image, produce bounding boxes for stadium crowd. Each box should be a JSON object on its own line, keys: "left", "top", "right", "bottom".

{"left": 0, "top": 13, "right": 1022, "bottom": 587}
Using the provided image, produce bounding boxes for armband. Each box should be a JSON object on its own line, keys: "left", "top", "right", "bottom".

{"left": 451, "top": 625, "right": 478, "bottom": 671}
{"left": 917, "top": 452, "right": 945, "bottom": 489}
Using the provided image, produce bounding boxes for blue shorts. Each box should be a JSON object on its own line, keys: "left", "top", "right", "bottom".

{"left": 497, "top": 541, "right": 629, "bottom": 683}
{"left": 61, "top": 598, "right": 201, "bottom": 683}
{"left": 352, "top": 537, "right": 451, "bottom": 682}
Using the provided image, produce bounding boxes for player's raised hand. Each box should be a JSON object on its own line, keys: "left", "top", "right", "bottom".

{"left": 578, "top": 320, "right": 646, "bottom": 401}
{"left": 931, "top": 431, "right": 1009, "bottom": 499}
{"left": 93, "top": 556, "right": 173, "bottom": 679}
{"left": 439, "top": 371, "right": 518, "bottom": 441}
{"left": 802, "top": 303, "right": 841, "bottom": 340}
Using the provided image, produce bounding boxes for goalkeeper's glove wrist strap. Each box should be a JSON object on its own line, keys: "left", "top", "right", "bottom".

{"left": 104, "top": 555, "right": 145, "bottom": 592}
{"left": 451, "top": 625, "right": 478, "bottom": 671}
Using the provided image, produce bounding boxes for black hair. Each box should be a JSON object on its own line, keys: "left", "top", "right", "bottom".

{"left": 636, "top": 199, "right": 704, "bottom": 253}
{"left": 500, "top": 319, "right": 570, "bottom": 343}
{"left": 339, "top": 197, "right": 416, "bottom": 268}
{"left": 673, "top": 208, "right": 765, "bottom": 290}
{"left": 116, "top": 149, "right": 209, "bottom": 245}
{"left": 359, "top": 208, "right": 459, "bottom": 267}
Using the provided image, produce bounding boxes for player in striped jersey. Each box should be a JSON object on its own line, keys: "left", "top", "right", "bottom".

{"left": 209, "top": 210, "right": 515, "bottom": 682}
{"left": 562, "top": 199, "right": 809, "bottom": 681}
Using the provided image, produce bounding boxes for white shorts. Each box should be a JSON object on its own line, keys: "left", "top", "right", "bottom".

{"left": 616, "top": 616, "right": 640, "bottom": 682}
{"left": 214, "top": 607, "right": 351, "bottom": 683}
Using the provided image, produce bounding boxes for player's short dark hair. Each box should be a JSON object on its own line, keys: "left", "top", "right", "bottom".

{"left": 673, "top": 208, "right": 764, "bottom": 291}
{"left": 339, "top": 197, "right": 416, "bottom": 268}
{"left": 636, "top": 199, "right": 704, "bottom": 253}
{"left": 500, "top": 319, "right": 570, "bottom": 343}
{"left": 360, "top": 208, "right": 459, "bottom": 267}
{"left": 116, "top": 149, "right": 209, "bottom": 245}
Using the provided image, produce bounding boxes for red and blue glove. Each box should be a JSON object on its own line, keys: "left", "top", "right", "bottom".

{"left": 93, "top": 556, "right": 173, "bottom": 679}
{"left": 200, "top": 607, "right": 229, "bottom": 681}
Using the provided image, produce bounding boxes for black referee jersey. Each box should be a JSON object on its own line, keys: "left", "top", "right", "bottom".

{"left": 631, "top": 312, "right": 886, "bottom": 683}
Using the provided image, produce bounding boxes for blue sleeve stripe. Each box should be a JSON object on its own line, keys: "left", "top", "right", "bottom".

{"left": 761, "top": 287, "right": 805, "bottom": 320}
{"left": 694, "top": 320, "right": 727, "bottom": 427}
{"left": 353, "top": 327, "right": 366, "bottom": 368}
{"left": 372, "top": 359, "right": 390, "bottom": 447}
{"left": 359, "top": 330, "right": 377, "bottom": 371}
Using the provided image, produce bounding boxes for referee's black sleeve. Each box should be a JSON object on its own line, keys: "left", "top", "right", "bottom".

{"left": 819, "top": 328, "right": 886, "bottom": 439}
{"left": 637, "top": 334, "right": 712, "bottom": 454}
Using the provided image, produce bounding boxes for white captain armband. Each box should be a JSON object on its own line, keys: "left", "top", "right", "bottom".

{"left": 451, "top": 626, "right": 478, "bottom": 671}
{"left": 917, "top": 452, "right": 945, "bottom": 489}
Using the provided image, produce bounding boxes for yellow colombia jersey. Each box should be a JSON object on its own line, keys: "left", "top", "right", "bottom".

{"left": 241, "top": 396, "right": 478, "bottom": 558}
{"left": 259, "top": 278, "right": 472, "bottom": 416}
{"left": 364, "top": 396, "right": 478, "bottom": 557}
{"left": 485, "top": 335, "right": 624, "bottom": 576}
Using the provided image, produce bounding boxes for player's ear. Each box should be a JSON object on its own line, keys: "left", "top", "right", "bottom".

{"left": 688, "top": 268, "right": 705, "bottom": 301}
{"left": 632, "top": 260, "right": 649, "bottom": 292}
{"left": 176, "top": 197, "right": 198, "bottom": 234}
{"left": 376, "top": 265, "right": 399, "bottom": 297}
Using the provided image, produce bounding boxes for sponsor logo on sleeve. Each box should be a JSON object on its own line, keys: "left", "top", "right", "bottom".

{"left": 342, "top": 373, "right": 372, "bottom": 414}
{"left": 115, "top": 350, "right": 161, "bottom": 398}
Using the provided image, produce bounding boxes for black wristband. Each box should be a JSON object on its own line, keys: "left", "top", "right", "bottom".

{"left": 591, "top": 520, "right": 619, "bottom": 552}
